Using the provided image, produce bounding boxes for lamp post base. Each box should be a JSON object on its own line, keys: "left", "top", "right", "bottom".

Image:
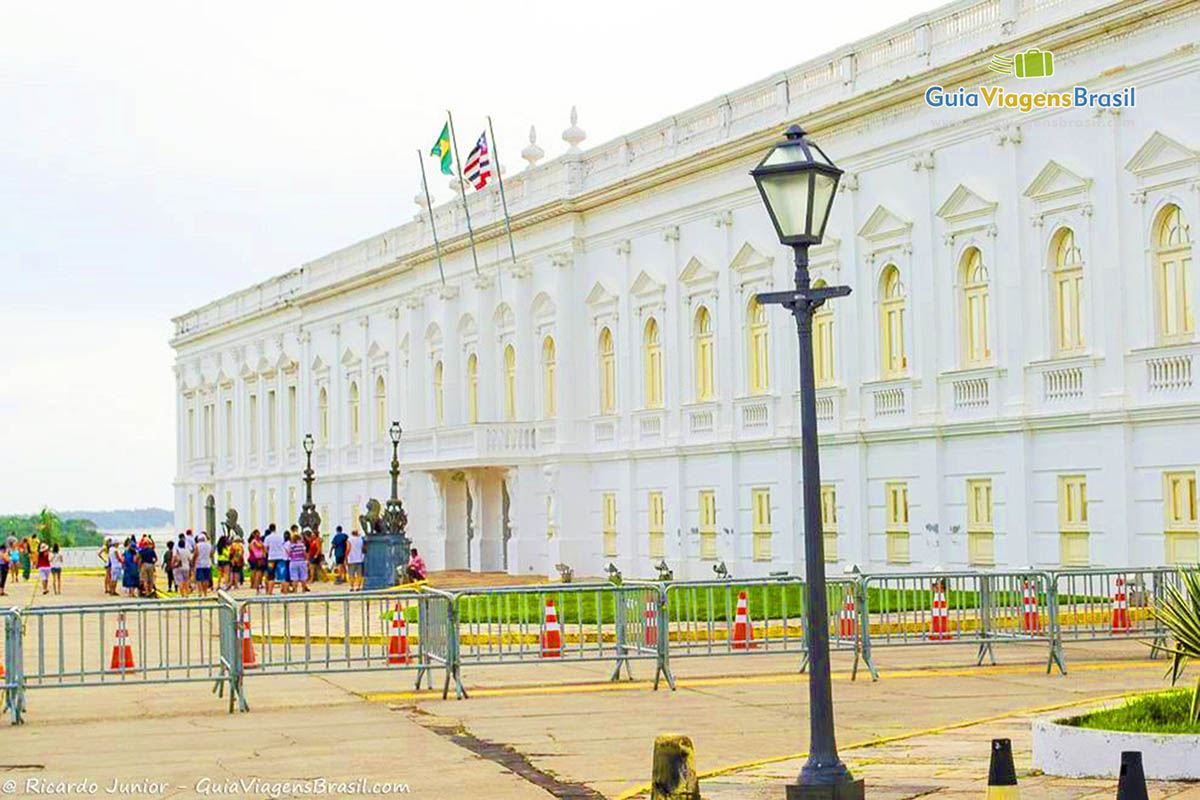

{"left": 363, "top": 532, "right": 410, "bottom": 590}
{"left": 785, "top": 779, "right": 865, "bottom": 800}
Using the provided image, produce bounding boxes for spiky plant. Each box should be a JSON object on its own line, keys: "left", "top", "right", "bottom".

{"left": 1152, "top": 569, "right": 1200, "bottom": 722}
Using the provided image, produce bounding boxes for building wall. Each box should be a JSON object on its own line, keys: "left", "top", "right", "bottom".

{"left": 172, "top": 0, "right": 1200, "bottom": 578}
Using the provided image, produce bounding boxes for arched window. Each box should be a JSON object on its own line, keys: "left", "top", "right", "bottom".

{"left": 880, "top": 265, "right": 907, "bottom": 377}
{"left": 643, "top": 318, "right": 663, "bottom": 408}
{"left": 812, "top": 280, "right": 835, "bottom": 387}
{"left": 598, "top": 327, "right": 616, "bottom": 414}
{"left": 1051, "top": 227, "right": 1085, "bottom": 354}
{"left": 542, "top": 336, "right": 557, "bottom": 419}
{"left": 348, "top": 381, "right": 360, "bottom": 445}
{"left": 466, "top": 353, "right": 478, "bottom": 424}
{"left": 960, "top": 247, "right": 991, "bottom": 366}
{"left": 375, "top": 375, "right": 387, "bottom": 437}
{"left": 432, "top": 361, "right": 444, "bottom": 426}
{"left": 503, "top": 345, "right": 516, "bottom": 421}
{"left": 318, "top": 387, "right": 329, "bottom": 446}
{"left": 747, "top": 298, "right": 769, "bottom": 394}
{"left": 1154, "top": 204, "right": 1194, "bottom": 343}
{"left": 694, "top": 306, "right": 715, "bottom": 401}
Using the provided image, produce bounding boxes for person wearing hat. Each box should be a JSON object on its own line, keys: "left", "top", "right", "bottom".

{"left": 36, "top": 542, "right": 52, "bottom": 595}
{"left": 193, "top": 532, "right": 213, "bottom": 596}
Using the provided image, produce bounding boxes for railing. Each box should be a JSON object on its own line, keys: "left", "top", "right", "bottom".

{"left": 1147, "top": 353, "right": 1193, "bottom": 393}
{"left": 2, "top": 563, "right": 1192, "bottom": 723}
{"left": 857, "top": 570, "right": 1064, "bottom": 680}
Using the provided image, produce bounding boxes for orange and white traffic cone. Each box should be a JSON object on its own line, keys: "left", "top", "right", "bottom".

{"left": 240, "top": 606, "right": 257, "bottom": 669}
{"left": 643, "top": 593, "right": 658, "bottom": 647}
{"left": 388, "top": 603, "right": 410, "bottom": 665}
{"left": 1111, "top": 576, "right": 1131, "bottom": 632}
{"left": 109, "top": 611, "right": 135, "bottom": 670}
{"left": 839, "top": 588, "right": 857, "bottom": 639}
{"left": 731, "top": 591, "right": 757, "bottom": 650}
{"left": 929, "top": 581, "right": 952, "bottom": 641}
{"left": 1021, "top": 581, "right": 1042, "bottom": 633}
{"left": 540, "top": 599, "right": 562, "bottom": 658}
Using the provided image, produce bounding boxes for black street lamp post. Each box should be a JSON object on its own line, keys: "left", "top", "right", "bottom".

{"left": 364, "top": 421, "right": 410, "bottom": 589}
{"left": 298, "top": 433, "right": 321, "bottom": 533}
{"left": 752, "top": 125, "right": 864, "bottom": 800}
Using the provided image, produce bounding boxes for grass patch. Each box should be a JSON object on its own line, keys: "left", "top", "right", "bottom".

{"left": 1063, "top": 690, "right": 1200, "bottom": 735}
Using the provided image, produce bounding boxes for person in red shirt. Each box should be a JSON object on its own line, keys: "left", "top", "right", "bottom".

{"left": 404, "top": 547, "right": 426, "bottom": 583}
{"left": 36, "top": 543, "right": 52, "bottom": 595}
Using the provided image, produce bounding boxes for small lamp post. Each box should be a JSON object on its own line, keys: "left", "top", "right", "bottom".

{"left": 752, "top": 125, "right": 863, "bottom": 799}
{"left": 298, "top": 433, "right": 321, "bottom": 533}
{"left": 364, "top": 421, "right": 411, "bottom": 589}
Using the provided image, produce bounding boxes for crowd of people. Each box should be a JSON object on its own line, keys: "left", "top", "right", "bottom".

{"left": 0, "top": 536, "right": 65, "bottom": 596}
{"left": 92, "top": 526, "right": 427, "bottom": 598}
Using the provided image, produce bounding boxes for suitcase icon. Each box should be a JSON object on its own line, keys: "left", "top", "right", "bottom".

{"left": 1014, "top": 48, "right": 1054, "bottom": 78}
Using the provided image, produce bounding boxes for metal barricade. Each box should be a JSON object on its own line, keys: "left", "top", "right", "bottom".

{"left": 227, "top": 589, "right": 457, "bottom": 708}
{"left": 659, "top": 577, "right": 864, "bottom": 675}
{"left": 18, "top": 598, "right": 234, "bottom": 703}
{"left": 3, "top": 607, "right": 22, "bottom": 724}
{"left": 859, "top": 571, "right": 1064, "bottom": 680}
{"left": 440, "top": 583, "right": 671, "bottom": 689}
{"left": 1050, "top": 567, "right": 1176, "bottom": 652}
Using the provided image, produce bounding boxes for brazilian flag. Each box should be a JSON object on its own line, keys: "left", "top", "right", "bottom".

{"left": 430, "top": 123, "right": 453, "bottom": 175}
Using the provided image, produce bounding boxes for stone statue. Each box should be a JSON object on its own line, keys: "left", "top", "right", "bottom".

{"left": 359, "top": 499, "right": 386, "bottom": 536}
{"left": 221, "top": 508, "right": 244, "bottom": 539}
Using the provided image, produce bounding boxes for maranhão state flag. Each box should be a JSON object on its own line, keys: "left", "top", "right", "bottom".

{"left": 463, "top": 131, "right": 493, "bottom": 190}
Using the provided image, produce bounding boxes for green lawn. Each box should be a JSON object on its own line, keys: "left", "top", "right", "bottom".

{"left": 439, "top": 584, "right": 1052, "bottom": 626}
{"left": 1064, "top": 690, "right": 1200, "bottom": 735}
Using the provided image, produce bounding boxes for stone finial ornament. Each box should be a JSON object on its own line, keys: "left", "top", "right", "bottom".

{"left": 521, "top": 125, "right": 545, "bottom": 168}
{"left": 562, "top": 106, "right": 586, "bottom": 153}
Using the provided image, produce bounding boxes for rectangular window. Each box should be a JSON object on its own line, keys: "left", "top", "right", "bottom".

{"left": 752, "top": 487, "right": 772, "bottom": 561}
{"left": 288, "top": 385, "right": 298, "bottom": 449}
{"left": 698, "top": 490, "right": 717, "bottom": 560}
{"left": 1165, "top": 471, "right": 1198, "bottom": 565}
{"left": 248, "top": 393, "right": 259, "bottom": 455}
{"left": 602, "top": 492, "right": 618, "bottom": 558}
{"left": 224, "top": 399, "right": 234, "bottom": 458}
{"left": 187, "top": 408, "right": 195, "bottom": 460}
{"left": 267, "top": 389, "right": 277, "bottom": 453}
{"left": 885, "top": 481, "right": 910, "bottom": 564}
{"left": 1058, "top": 475, "right": 1089, "bottom": 567}
{"left": 648, "top": 491, "right": 665, "bottom": 559}
{"left": 821, "top": 484, "right": 838, "bottom": 563}
{"left": 250, "top": 489, "right": 258, "bottom": 529}
{"left": 966, "top": 478, "right": 994, "bottom": 566}
{"left": 188, "top": 494, "right": 195, "bottom": 529}
{"left": 351, "top": 504, "right": 361, "bottom": 533}
{"left": 203, "top": 404, "right": 214, "bottom": 457}
{"left": 225, "top": 491, "right": 232, "bottom": 514}
{"left": 288, "top": 487, "right": 297, "bottom": 528}
{"left": 268, "top": 488, "right": 277, "bottom": 528}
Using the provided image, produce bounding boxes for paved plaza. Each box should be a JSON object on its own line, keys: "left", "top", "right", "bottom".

{"left": 2, "top": 575, "right": 1196, "bottom": 798}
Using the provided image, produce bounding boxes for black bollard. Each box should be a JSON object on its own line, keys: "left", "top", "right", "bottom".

{"left": 1116, "top": 751, "right": 1148, "bottom": 800}
{"left": 986, "top": 738, "right": 1019, "bottom": 799}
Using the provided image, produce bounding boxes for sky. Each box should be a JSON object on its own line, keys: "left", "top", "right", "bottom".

{"left": 0, "top": 0, "right": 937, "bottom": 513}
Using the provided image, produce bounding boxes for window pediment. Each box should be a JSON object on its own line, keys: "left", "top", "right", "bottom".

{"left": 858, "top": 205, "right": 912, "bottom": 248}
{"left": 1125, "top": 131, "right": 1199, "bottom": 179}
{"left": 730, "top": 241, "right": 774, "bottom": 289}
{"left": 630, "top": 270, "right": 666, "bottom": 309}
{"left": 340, "top": 348, "right": 361, "bottom": 368}
{"left": 367, "top": 340, "right": 388, "bottom": 363}
{"left": 1025, "top": 160, "right": 1091, "bottom": 204}
{"left": 937, "top": 184, "right": 998, "bottom": 228}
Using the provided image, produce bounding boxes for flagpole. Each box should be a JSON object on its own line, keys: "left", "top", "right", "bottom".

{"left": 487, "top": 115, "right": 519, "bottom": 268}
{"left": 446, "top": 110, "right": 482, "bottom": 277}
{"left": 416, "top": 149, "right": 447, "bottom": 286}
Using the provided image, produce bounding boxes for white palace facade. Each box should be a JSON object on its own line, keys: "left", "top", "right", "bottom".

{"left": 172, "top": 0, "right": 1200, "bottom": 579}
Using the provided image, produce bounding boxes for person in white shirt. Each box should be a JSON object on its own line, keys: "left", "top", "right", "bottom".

{"left": 193, "top": 533, "right": 214, "bottom": 595}
{"left": 346, "top": 529, "right": 366, "bottom": 591}
{"left": 263, "top": 524, "right": 288, "bottom": 595}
